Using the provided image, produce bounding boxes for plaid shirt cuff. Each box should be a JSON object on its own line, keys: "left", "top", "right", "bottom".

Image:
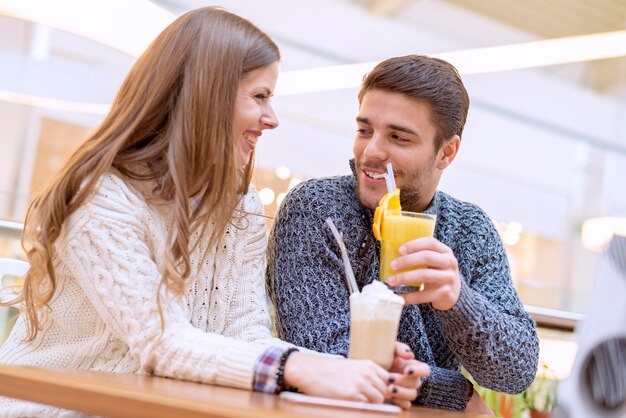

{"left": 253, "top": 346, "right": 284, "bottom": 393}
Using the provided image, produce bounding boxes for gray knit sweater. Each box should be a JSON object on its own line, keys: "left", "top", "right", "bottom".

{"left": 266, "top": 161, "right": 539, "bottom": 411}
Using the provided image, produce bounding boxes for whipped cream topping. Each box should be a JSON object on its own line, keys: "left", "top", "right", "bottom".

{"left": 351, "top": 280, "right": 404, "bottom": 305}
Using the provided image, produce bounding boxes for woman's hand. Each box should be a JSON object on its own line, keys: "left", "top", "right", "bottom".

{"left": 284, "top": 352, "right": 388, "bottom": 403}
{"left": 386, "top": 342, "right": 430, "bottom": 409}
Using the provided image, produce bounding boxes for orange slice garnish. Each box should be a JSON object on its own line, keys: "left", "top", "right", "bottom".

{"left": 372, "top": 188, "right": 400, "bottom": 240}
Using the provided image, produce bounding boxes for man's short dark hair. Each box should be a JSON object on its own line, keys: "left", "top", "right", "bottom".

{"left": 358, "top": 55, "right": 470, "bottom": 149}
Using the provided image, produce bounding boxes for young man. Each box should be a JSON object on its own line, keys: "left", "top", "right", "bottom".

{"left": 266, "top": 55, "right": 539, "bottom": 412}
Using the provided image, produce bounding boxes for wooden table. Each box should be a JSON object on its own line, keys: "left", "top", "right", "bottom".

{"left": 0, "top": 364, "right": 491, "bottom": 418}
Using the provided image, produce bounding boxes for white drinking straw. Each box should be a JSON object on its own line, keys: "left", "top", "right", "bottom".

{"left": 384, "top": 162, "right": 396, "bottom": 192}
{"left": 325, "top": 218, "right": 359, "bottom": 294}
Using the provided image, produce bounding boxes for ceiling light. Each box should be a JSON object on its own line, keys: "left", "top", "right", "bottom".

{"left": 0, "top": 0, "right": 174, "bottom": 57}
{"left": 438, "top": 30, "right": 626, "bottom": 75}
{"left": 275, "top": 166, "right": 291, "bottom": 180}
{"left": 507, "top": 221, "right": 523, "bottom": 235}
{"left": 276, "top": 30, "right": 626, "bottom": 95}
{"left": 0, "top": 90, "right": 109, "bottom": 114}
{"left": 258, "top": 188, "right": 275, "bottom": 206}
{"left": 502, "top": 229, "right": 521, "bottom": 247}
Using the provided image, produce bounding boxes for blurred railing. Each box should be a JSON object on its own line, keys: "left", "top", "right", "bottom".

{"left": 0, "top": 218, "right": 585, "bottom": 331}
{"left": 0, "top": 220, "right": 23, "bottom": 240}
{"left": 524, "top": 305, "right": 584, "bottom": 332}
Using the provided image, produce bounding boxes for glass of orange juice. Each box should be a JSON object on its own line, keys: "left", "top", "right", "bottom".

{"left": 379, "top": 211, "right": 436, "bottom": 293}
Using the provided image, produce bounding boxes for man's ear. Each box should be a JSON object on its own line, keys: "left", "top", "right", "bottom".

{"left": 436, "top": 135, "right": 460, "bottom": 170}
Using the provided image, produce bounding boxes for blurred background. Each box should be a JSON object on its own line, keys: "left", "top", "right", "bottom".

{"left": 1, "top": 0, "right": 625, "bottom": 388}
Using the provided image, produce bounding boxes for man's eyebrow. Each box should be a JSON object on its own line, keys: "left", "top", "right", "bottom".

{"left": 388, "top": 124, "right": 418, "bottom": 137}
{"left": 357, "top": 117, "right": 419, "bottom": 137}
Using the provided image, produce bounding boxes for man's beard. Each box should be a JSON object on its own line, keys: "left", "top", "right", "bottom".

{"left": 396, "top": 180, "right": 423, "bottom": 212}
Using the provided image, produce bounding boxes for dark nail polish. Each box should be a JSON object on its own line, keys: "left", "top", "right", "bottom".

{"left": 408, "top": 368, "right": 414, "bottom": 375}
{"left": 392, "top": 386, "right": 398, "bottom": 394}
{"left": 388, "top": 375, "right": 396, "bottom": 383}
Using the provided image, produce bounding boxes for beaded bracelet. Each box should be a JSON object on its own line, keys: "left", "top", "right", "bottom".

{"left": 274, "top": 347, "right": 300, "bottom": 394}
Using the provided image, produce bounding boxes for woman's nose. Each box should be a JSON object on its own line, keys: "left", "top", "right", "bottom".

{"left": 261, "top": 105, "right": 279, "bottom": 129}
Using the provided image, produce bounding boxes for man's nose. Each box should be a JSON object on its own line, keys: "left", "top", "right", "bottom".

{"left": 363, "top": 133, "right": 388, "bottom": 161}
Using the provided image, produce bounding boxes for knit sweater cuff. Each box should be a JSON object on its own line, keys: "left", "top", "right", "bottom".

{"left": 435, "top": 279, "right": 482, "bottom": 330}
{"left": 214, "top": 342, "right": 270, "bottom": 389}
{"left": 416, "top": 367, "right": 472, "bottom": 410}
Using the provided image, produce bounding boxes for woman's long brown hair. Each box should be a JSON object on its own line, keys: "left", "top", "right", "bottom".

{"left": 6, "top": 7, "right": 280, "bottom": 341}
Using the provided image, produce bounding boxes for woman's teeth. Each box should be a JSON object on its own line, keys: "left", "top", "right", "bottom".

{"left": 243, "top": 133, "right": 258, "bottom": 144}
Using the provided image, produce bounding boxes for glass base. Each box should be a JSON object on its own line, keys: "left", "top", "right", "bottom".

{"left": 385, "top": 283, "right": 424, "bottom": 294}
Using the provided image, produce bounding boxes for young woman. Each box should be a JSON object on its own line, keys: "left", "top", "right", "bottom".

{"left": 0, "top": 7, "right": 426, "bottom": 416}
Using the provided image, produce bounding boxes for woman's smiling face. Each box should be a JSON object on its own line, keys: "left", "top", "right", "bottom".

{"left": 232, "top": 62, "right": 280, "bottom": 167}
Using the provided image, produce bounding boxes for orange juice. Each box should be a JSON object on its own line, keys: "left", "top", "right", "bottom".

{"left": 380, "top": 211, "right": 436, "bottom": 292}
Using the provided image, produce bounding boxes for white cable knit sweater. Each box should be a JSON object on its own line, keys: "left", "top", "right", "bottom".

{"left": 0, "top": 172, "right": 289, "bottom": 417}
